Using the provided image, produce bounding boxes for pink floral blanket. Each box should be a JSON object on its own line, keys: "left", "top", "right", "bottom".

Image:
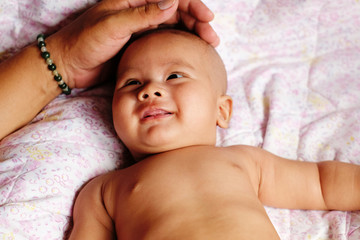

{"left": 1, "top": 0, "right": 360, "bottom": 239}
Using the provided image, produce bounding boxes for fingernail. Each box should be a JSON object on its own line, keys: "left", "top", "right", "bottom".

{"left": 158, "top": 0, "right": 175, "bottom": 10}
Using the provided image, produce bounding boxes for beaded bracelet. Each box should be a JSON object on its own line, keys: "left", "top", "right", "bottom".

{"left": 36, "top": 34, "right": 71, "bottom": 95}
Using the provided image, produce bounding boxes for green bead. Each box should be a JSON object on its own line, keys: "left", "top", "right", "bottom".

{"left": 59, "top": 83, "right": 67, "bottom": 89}
{"left": 54, "top": 74, "right": 62, "bottom": 82}
{"left": 38, "top": 41, "right": 46, "bottom": 49}
{"left": 48, "top": 63, "right": 56, "bottom": 71}
{"left": 63, "top": 87, "right": 71, "bottom": 95}
{"left": 37, "top": 34, "right": 45, "bottom": 40}
{"left": 41, "top": 51, "right": 50, "bottom": 59}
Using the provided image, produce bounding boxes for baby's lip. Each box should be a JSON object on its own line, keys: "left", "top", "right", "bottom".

{"left": 141, "top": 108, "right": 173, "bottom": 121}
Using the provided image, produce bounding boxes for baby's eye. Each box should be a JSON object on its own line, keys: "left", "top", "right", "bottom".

{"left": 124, "top": 79, "right": 141, "bottom": 86}
{"left": 167, "top": 73, "right": 183, "bottom": 80}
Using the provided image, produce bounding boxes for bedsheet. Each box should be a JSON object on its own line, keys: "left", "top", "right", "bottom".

{"left": 1, "top": 0, "right": 360, "bottom": 239}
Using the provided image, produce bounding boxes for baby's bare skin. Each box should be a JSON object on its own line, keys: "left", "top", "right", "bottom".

{"left": 69, "top": 30, "right": 360, "bottom": 239}
{"left": 73, "top": 145, "right": 279, "bottom": 239}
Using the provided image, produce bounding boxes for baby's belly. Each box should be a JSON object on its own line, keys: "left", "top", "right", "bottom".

{"left": 112, "top": 146, "right": 280, "bottom": 239}
{"left": 134, "top": 201, "right": 280, "bottom": 240}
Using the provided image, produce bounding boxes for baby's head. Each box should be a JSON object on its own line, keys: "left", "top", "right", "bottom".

{"left": 113, "top": 29, "right": 232, "bottom": 160}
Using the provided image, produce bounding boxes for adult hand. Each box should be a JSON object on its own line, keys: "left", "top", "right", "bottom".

{"left": 49, "top": 0, "right": 219, "bottom": 89}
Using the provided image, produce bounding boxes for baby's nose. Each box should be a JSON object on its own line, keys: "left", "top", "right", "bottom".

{"left": 138, "top": 84, "right": 164, "bottom": 101}
{"left": 141, "top": 91, "right": 162, "bottom": 99}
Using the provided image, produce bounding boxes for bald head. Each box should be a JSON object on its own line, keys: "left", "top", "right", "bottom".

{"left": 113, "top": 29, "right": 233, "bottom": 159}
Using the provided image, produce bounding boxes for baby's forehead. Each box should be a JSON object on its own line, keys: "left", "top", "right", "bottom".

{"left": 118, "top": 30, "right": 212, "bottom": 71}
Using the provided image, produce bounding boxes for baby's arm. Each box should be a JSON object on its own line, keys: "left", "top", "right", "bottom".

{"left": 244, "top": 146, "right": 360, "bottom": 211}
{"left": 69, "top": 175, "right": 115, "bottom": 240}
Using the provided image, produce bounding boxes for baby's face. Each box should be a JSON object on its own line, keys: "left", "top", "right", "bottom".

{"left": 113, "top": 31, "right": 226, "bottom": 160}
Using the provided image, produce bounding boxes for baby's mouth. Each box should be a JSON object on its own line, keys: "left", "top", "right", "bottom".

{"left": 141, "top": 109, "right": 173, "bottom": 120}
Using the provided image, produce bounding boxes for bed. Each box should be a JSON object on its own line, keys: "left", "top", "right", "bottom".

{"left": 1, "top": 0, "right": 360, "bottom": 239}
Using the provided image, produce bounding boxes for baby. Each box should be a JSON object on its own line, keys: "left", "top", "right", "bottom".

{"left": 69, "top": 29, "right": 360, "bottom": 239}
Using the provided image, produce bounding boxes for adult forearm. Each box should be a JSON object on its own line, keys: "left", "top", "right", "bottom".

{"left": 0, "top": 44, "right": 61, "bottom": 140}
{"left": 318, "top": 161, "right": 360, "bottom": 211}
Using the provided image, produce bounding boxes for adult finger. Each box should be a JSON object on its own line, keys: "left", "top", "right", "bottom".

{"left": 99, "top": 0, "right": 214, "bottom": 23}
{"left": 97, "top": 0, "right": 217, "bottom": 46}
{"left": 177, "top": 11, "right": 219, "bottom": 47}
{"left": 109, "top": 0, "right": 179, "bottom": 37}
{"left": 177, "top": 0, "right": 214, "bottom": 22}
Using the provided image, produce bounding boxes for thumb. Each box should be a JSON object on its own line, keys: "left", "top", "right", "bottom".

{"left": 116, "top": 0, "right": 178, "bottom": 35}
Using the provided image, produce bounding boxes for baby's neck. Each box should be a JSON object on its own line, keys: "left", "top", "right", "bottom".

{"left": 132, "top": 144, "right": 217, "bottom": 162}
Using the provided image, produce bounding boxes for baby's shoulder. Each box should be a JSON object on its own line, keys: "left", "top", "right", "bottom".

{"left": 219, "top": 145, "right": 269, "bottom": 175}
{"left": 77, "top": 172, "right": 114, "bottom": 200}
{"left": 76, "top": 171, "right": 124, "bottom": 206}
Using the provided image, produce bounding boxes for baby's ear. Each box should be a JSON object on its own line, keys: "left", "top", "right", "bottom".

{"left": 216, "top": 95, "right": 233, "bottom": 129}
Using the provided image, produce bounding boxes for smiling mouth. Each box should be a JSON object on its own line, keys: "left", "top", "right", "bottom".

{"left": 141, "top": 109, "right": 173, "bottom": 121}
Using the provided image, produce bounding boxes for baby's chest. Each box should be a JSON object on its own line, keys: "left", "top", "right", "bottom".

{"left": 112, "top": 154, "right": 257, "bottom": 214}
{"left": 108, "top": 156, "right": 262, "bottom": 238}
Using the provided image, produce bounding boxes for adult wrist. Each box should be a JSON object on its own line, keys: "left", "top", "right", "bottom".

{"left": 43, "top": 34, "right": 75, "bottom": 90}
